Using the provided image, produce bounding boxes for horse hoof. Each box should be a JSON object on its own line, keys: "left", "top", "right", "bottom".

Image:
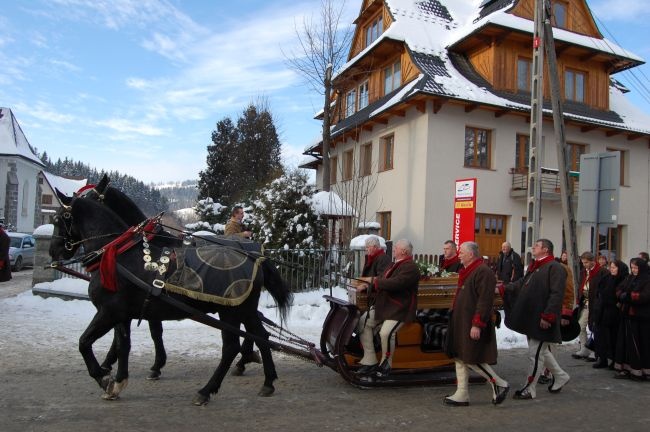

{"left": 99, "top": 375, "right": 114, "bottom": 391}
{"left": 147, "top": 370, "right": 162, "bottom": 380}
{"left": 230, "top": 365, "right": 245, "bottom": 376}
{"left": 101, "top": 392, "right": 119, "bottom": 401}
{"left": 258, "top": 385, "right": 275, "bottom": 397}
{"left": 192, "top": 393, "right": 210, "bottom": 406}
{"left": 103, "top": 378, "right": 128, "bottom": 400}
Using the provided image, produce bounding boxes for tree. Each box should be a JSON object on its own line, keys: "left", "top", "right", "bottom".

{"left": 198, "top": 100, "right": 284, "bottom": 207}
{"left": 248, "top": 169, "right": 325, "bottom": 249}
{"left": 284, "top": 0, "right": 353, "bottom": 192}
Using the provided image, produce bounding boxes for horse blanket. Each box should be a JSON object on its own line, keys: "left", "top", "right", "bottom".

{"left": 164, "top": 236, "right": 265, "bottom": 306}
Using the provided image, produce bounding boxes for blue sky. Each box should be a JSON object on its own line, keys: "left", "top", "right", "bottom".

{"left": 1, "top": 0, "right": 649, "bottom": 184}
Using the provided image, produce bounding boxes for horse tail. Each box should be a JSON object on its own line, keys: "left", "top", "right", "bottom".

{"left": 261, "top": 259, "right": 292, "bottom": 324}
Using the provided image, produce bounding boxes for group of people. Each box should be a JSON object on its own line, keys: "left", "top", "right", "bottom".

{"left": 570, "top": 251, "right": 650, "bottom": 381}
{"left": 355, "top": 234, "right": 650, "bottom": 407}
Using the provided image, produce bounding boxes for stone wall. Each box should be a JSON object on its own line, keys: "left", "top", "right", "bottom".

{"left": 32, "top": 233, "right": 56, "bottom": 285}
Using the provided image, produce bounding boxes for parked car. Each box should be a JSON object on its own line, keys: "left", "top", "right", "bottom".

{"left": 8, "top": 233, "right": 35, "bottom": 272}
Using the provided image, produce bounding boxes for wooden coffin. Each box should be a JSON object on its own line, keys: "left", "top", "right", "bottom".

{"left": 348, "top": 277, "right": 458, "bottom": 311}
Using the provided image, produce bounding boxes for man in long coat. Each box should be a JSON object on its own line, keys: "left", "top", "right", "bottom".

{"left": 0, "top": 224, "right": 11, "bottom": 282}
{"left": 501, "top": 238, "right": 570, "bottom": 399}
{"left": 496, "top": 241, "right": 523, "bottom": 283}
{"left": 361, "top": 235, "right": 391, "bottom": 277}
{"left": 444, "top": 241, "right": 509, "bottom": 406}
{"left": 356, "top": 239, "right": 420, "bottom": 377}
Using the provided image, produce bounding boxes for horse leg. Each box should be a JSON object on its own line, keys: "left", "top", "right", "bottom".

{"left": 79, "top": 312, "right": 119, "bottom": 393}
{"left": 192, "top": 326, "right": 241, "bottom": 406}
{"left": 101, "top": 321, "right": 131, "bottom": 400}
{"left": 99, "top": 329, "right": 119, "bottom": 372}
{"left": 147, "top": 320, "right": 166, "bottom": 380}
{"left": 231, "top": 337, "right": 260, "bottom": 376}
{"left": 244, "top": 314, "right": 277, "bottom": 397}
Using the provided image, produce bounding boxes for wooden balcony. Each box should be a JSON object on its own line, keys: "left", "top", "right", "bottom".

{"left": 510, "top": 167, "right": 579, "bottom": 200}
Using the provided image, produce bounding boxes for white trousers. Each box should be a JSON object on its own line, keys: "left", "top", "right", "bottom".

{"left": 524, "top": 338, "right": 570, "bottom": 397}
{"left": 358, "top": 307, "right": 403, "bottom": 366}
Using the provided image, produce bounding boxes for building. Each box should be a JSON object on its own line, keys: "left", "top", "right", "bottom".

{"left": 302, "top": 0, "right": 650, "bottom": 262}
{"left": 0, "top": 107, "right": 45, "bottom": 233}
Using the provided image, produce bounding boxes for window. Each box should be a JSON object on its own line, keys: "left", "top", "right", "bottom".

{"left": 606, "top": 148, "right": 627, "bottom": 186}
{"left": 360, "top": 142, "right": 372, "bottom": 177}
{"left": 358, "top": 81, "right": 369, "bottom": 110}
{"left": 365, "top": 15, "right": 383, "bottom": 47}
{"left": 377, "top": 211, "right": 392, "bottom": 240}
{"left": 330, "top": 156, "right": 338, "bottom": 184}
{"left": 383, "top": 60, "right": 401, "bottom": 95}
{"left": 595, "top": 225, "right": 623, "bottom": 262}
{"left": 42, "top": 194, "right": 53, "bottom": 205}
{"left": 345, "top": 89, "right": 357, "bottom": 117}
{"left": 379, "top": 134, "right": 394, "bottom": 171}
{"left": 565, "top": 69, "right": 586, "bottom": 102}
{"left": 552, "top": 1, "right": 568, "bottom": 29}
{"left": 567, "top": 142, "right": 586, "bottom": 190}
{"left": 517, "top": 58, "right": 532, "bottom": 91}
{"left": 22, "top": 181, "right": 29, "bottom": 217}
{"left": 464, "top": 127, "right": 491, "bottom": 169}
{"left": 343, "top": 149, "right": 354, "bottom": 181}
{"left": 515, "top": 134, "right": 530, "bottom": 172}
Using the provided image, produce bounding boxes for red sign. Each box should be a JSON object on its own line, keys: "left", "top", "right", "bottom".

{"left": 453, "top": 178, "right": 477, "bottom": 247}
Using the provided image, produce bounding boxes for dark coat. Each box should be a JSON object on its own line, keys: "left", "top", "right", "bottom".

{"left": 618, "top": 273, "right": 650, "bottom": 320}
{"left": 449, "top": 263, "right": 498, "bottom": 364}
{"left": 504, "top": 259, "right": 566, "bottom": 342}
{"left": 592, "top": 273, "right": 625, "bottom": 326}
{"left": 372, "top": 258, "right": 420, "bottom": 323}
{"left": 361, "top": 252, "right": 391, "bottom": 277}
{"left": 440, "top": 254, "right": 463, "bottom": 273}
{"left": 0, "top": 228, "right": 11, "bottom": 282}
{"left": 497, "top": 250, "right": 523, "bottom": 283}
{"left": 583, "top": 266, "right": 608, "bottom": 325}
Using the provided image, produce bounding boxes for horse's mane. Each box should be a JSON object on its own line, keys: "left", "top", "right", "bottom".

{"left": 71, "top": 195, "right": 129, "bottom": 232}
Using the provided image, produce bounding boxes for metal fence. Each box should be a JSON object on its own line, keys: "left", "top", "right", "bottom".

{"left": 265, "top": 247, "right": 354, "bottom": 292}
{"left": 54, "top": 262, "right": 91, "bottom": 280}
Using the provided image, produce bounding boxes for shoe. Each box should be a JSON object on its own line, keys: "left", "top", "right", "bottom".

{"left": 608, "top": 362, "right": 615, "bottom": 370}
{"left": 374, "top": 359, "right": 391, "bottom": 378}
{"left": 443, "top": 396, "right": 469, "bottom": 406}
{"left": 356, "top": 364, "right": 378, "bottom": 375}
{"left": 512, "top": 388, "right": 534, "bottom": 400}
{"left": 585, "top": 356, "right": 597, "bottom": 363}
{"left": 537, "top": 375, "right": 552, "bottom": 385}
{"left": 630, "top": 374, "right": 647, "bottom": 382}
{"left": 592, "top": 361, "right": 608, "bottom": 369}
{"left": 548, "top": 375, "right": 570, "bottom": 393}
{"left": 613, "top": 371, "right": 629, "bottom": 380}
{"left": 493, "top": 385, "right": 509, "bottom": 405}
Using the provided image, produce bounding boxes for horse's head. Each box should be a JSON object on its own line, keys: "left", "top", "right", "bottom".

{"left": 49, "top": 189, "right": 129, "bottom": 261}
{"left": 82, "top": 174, "right": 148, "bottom": 226}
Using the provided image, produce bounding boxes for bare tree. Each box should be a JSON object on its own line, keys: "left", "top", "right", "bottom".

{"left": 284, "top": 0, "right": 353, "bottom": 192}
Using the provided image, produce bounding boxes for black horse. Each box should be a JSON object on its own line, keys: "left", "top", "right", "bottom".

{"left": 49, "top": 194, "right": 292, "bottom": 405}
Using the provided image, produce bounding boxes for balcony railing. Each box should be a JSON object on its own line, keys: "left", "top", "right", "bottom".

{"left": 510, "top": 167, "right": 579, "bottom": 199}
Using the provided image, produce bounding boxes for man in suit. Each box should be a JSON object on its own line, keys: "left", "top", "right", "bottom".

{"left": 356, "top": 239, "right": 420, "bottom": 377}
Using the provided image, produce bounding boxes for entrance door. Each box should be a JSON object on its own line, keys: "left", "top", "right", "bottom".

{"left": 474, "top": 213, "right": 507, "bottom": 260}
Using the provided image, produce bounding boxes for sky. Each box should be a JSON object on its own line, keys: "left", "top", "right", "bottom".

{"left": 1, "top": 0, "right": 649, "bottom": 184}
{"left": 0, "top": 280, "right": 529, "bottom": 363}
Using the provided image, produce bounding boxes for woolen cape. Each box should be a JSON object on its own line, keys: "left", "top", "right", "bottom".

{"left": 372, "top": 258, "right": 420, "bottom": 323}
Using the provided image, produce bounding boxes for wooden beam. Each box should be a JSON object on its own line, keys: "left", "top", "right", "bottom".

{"left": 494, "top": 30, "right": 513, "bottom": 46}
{"left": 433, "top": 99, "right": 446, "bottom": 114}
{"left": 414, "top": 100, "right": 426, "bottom": 113}
{"left": 579, "top": 51, "right": 599, "bottom": 62}
{"left": 465, "top": 104, "right": 478, "bottom": 113}
{"left": 606, "top": 130, "right": 621, "bottom": 137}
{"left": 362, "top": 124, "right": 373, "bottom": 132}
{"left": 494, "top": 109, "right": 510, "bottom": 118}
{"left": 581, "top": 125, "right": 598, "bottom": 133}
{"left": 389, "top": 108, "right": 406, "bottom": 117}
{"left": 627, "top": 133, "right": 643, "bottom": 141}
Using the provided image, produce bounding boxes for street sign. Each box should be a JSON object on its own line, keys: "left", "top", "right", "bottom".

{"left": 577, "top": 152, "right": 620, "bottom": 226}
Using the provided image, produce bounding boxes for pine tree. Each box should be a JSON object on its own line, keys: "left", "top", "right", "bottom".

{"left": 248, "top": 170, "right": 325, "bottom": 249}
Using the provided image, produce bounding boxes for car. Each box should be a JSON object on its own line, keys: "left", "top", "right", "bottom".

{"left": 8, "top": 233, "right": 36, "bottom": 272}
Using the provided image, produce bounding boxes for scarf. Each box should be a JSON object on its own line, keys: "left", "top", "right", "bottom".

{"left": 363, "top": 249, "right": 385, "bottom": 271}
{"left": 451, "top": 258, "right": 483, "bottom": 309}
{"left": 580, "top": 262, "right": 601, "bottom": 295}
{"left": 384, "top": 256, "right": 412, "bottom": 278}
{"left": 442, "top": 254, "right": 460, "bottom": 270}
{"left": 526, "top": 254, "right": 555, "bottom": 274}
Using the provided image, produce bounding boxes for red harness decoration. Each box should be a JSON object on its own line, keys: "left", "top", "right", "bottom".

{"left": 87, "top": 218, "right": 159, "bottom": 292}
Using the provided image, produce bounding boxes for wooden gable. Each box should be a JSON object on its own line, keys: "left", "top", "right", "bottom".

{"left": 349, "top": 0, "right": 393, "bottom": 59}
{"left": 510, "top": 0, "right": 601, "bottom": 37}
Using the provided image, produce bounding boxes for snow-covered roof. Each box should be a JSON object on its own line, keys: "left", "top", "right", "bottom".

{"left": 0, "top": 107, "right": 44, "bottom": 166}
{"left": 350, "top": 234, "right": 387, "bottom": 249}
{"left": 326, "top": 0, "right": 650, "bottom": 142}
{"left": 41, "top": 172, "right": 87, "bottom": 197}
{"left": 311, "top": 191, "right": 357, "bottom": 217}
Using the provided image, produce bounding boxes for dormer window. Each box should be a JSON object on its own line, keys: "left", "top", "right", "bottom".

{"left": 384, "top": 61, "right": 402, "bottom": 95}
{"left": 358, "top": 81, "right": 369, "bottom": 110}
{"left": 565, "top": 68, "right": 586, "bottom": 102}
{"left": 552, "top": 1, "right": 567, "bottom": 29}
{"left": 365, "top": 15, "right": 383, "bottom": 47}
{"left": 345, "top": 89, "right": 357, "bottom": 117}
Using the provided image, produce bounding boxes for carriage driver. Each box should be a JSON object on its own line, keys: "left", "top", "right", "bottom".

{"left": 356, "top": 239, "right": 420, "bottom": 377}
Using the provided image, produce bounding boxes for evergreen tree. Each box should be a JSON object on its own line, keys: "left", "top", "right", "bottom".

{"left": 198, "top": 117, "right": 237, "bottom": 204}
{"left": 248, "top": 170, "right": 325, "bottom": 249}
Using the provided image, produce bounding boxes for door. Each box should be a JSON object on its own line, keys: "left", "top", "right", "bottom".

{"left": 474, "top": 213, "right": 507, "bottom": 261}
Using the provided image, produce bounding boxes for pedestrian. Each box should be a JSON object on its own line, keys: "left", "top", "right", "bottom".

{"left": 496, "top": 241, "right": 523, "bottom": 283}
{"left": 443, "top": 241, "right": 509, "bottom": 406}
{"left": 0, "top": 223, "right": 11, "bottom": 282}
{"left": 573, "top": 251, "right": 608, "bottom": 362}
{"left": 500, "top": 238, "right": 570, "bottom": 400}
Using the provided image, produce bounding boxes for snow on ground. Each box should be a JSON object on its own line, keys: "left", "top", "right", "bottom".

{"left": 1, "top": 279, "right": 534, "bottom": 362}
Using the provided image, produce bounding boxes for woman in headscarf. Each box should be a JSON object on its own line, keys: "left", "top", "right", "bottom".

{"left": 613, "top": 258, "right": 650, "bottom": 380}
{"left": 591, "top": 260, "right": 628, "bottom": 369}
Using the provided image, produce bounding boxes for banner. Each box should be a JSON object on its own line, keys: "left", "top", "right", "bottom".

{"left": 453, "top": 178, "right": 477, "bottom": 247}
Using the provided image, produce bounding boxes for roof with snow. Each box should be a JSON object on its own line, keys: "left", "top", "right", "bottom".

{"left": 311, "top": 191, "right": 358, "bottom": 217}
{"left": 0, "top": 107, "right": 44, "bottom": 166}
{"left": 41, "top": 172, "right": 87, "bottom": 197}
{"left": 323, "top": 0, "right": 650, "bottom": 142}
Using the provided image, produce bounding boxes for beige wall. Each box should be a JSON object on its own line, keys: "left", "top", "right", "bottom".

{"left": 325, "top": 103, "right": 650, "bottom": 261}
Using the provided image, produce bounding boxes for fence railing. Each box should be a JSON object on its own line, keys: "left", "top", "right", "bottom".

{"left": 54, "top": 262, "right": 91, "bottom": 280}
{"left": 265, "top": 247, "right": 354, "bottom": 292}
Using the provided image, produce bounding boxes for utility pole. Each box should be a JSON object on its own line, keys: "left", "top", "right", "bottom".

{"left": 524, "top": 0, "right": 545, "bottom": 266}
{"left": 525, "top": 0, "right": 580, "bottom": 291}
{"left": 542, "top": 0, "right": 581, "bottom": 292}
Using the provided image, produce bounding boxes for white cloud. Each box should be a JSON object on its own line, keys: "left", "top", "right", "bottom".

{"left": 94, "top": 118, "right": 165, "bottom": 136}
{"left": 25, "top": 102, "right": 76, "bottom": 124}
